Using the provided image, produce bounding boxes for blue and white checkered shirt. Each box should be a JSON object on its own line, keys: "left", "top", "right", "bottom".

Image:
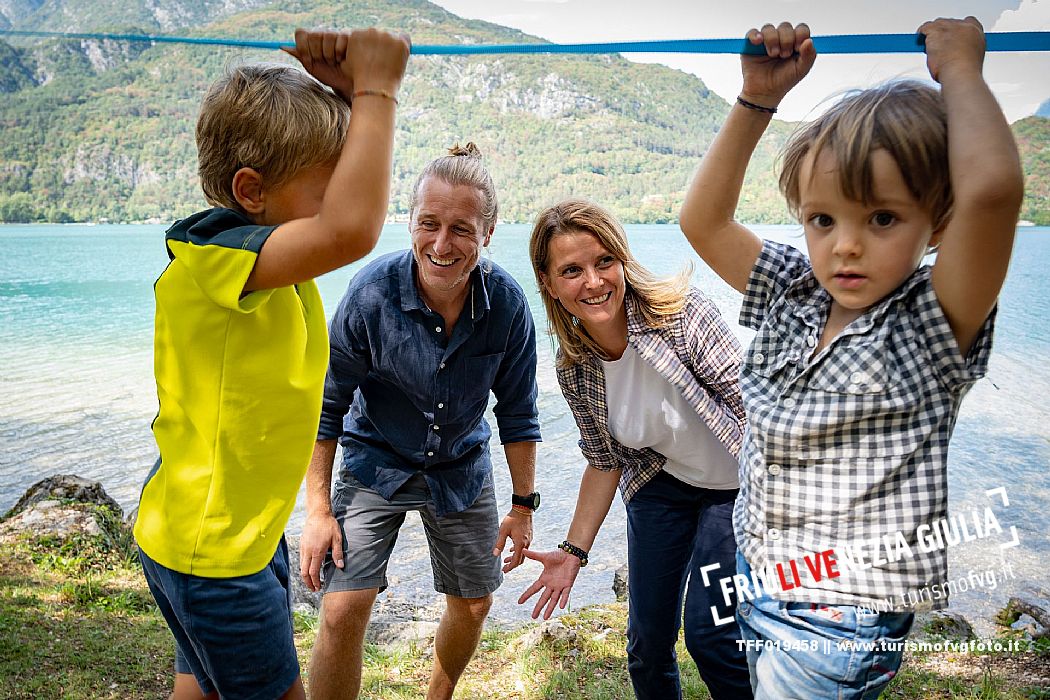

{"left": 735, "top": 241, "right": 995, "bottom": 611}
{"left": 557, "top": 288, "right": 746, "bottom": 503}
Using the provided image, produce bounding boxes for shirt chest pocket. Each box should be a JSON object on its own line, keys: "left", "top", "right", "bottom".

{"left": 462, "top": 352, "right": 505, "bottom": 398}
{"left": 384, "top": 327, "right": 430, "bottom": 390}
{"left": 804, "top": 345, "right": 902, "bottom": 396}
{"left": 745, "top": 324, "right": 799, "bottom": 382}
{"left": 794, "top": 347, "right": 919, "bottom": 460}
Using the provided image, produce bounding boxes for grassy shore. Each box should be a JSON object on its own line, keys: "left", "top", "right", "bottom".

{"left": 1, "top": 521, "right": 1047, "bottom": 699}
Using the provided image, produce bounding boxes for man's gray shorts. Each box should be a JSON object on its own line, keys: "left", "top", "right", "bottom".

{"left": 321, "top": 471, "right": 503, "bottom": 599}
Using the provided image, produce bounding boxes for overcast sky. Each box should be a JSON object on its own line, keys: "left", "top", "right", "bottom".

{"left": 430, "top": 0, "right": 1049, "bottom": 123}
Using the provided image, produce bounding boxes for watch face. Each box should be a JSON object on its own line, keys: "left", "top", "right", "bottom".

{"left": 514, "top": 492, "right": 541, "bottom": 510}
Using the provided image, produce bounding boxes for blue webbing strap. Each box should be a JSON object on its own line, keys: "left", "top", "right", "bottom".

{"left": 0, "top": 29, "right": 1048, "bottom": 54}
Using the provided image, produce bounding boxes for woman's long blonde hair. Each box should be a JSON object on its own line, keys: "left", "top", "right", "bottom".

{"left": 529, "top": 198, "right": 689, "bottom": 367}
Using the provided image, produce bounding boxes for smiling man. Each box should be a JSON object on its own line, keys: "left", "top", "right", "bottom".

{"left": 298, "top": 143, "right": 542, "bottom": 700}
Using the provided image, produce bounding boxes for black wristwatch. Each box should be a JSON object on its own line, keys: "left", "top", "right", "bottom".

{"left": 511, "top": 491, "right": 541, "bottom": 511}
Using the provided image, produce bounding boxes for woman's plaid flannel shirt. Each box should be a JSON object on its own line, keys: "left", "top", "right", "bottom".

{"left": 556, "top": 288, "right": 746, "bottom": 503}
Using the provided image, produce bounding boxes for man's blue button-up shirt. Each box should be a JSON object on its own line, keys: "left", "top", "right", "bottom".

{"left": 317, "top": 250, "right": 541, "bottom": 516}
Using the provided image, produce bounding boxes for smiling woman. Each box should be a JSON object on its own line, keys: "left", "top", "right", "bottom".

{"left": 521, "top": 198, "right": 752, "bottom": 700}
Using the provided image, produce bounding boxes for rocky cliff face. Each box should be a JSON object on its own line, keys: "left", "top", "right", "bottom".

{"left": 1, "top": 0, "right": 271, "bottom": 31}
{"left": 63, "top": 143, "right": 163, "bottom": 189}
{"left": 0, "top": 0, "right": 43, "bottom": 29}
{"left": 439, "top": 59, "right": 600, "bottom": 119}
{"left": 0, "top": 39, "right": 35, "bottom": 91}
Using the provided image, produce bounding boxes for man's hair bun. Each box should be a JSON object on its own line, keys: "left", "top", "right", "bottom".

{"left": 448, "top": 142, "right": 483, "bottom": 158}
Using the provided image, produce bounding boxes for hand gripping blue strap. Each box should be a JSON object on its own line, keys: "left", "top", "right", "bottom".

{"left": 0, "top": 29, "right": 1048, "bottom": 54}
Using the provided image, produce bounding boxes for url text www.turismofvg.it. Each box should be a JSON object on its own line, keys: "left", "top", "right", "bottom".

{"left": 736, "top": 637, "right": 1031, "bottom": 654}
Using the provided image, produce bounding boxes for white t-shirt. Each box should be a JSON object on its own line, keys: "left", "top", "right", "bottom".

{"left": 602, "top": 344, "right": 739, "bottom": 489}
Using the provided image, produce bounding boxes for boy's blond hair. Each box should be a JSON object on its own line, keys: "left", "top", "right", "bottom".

{"left": 529, "top": 198, "right": 690, "bottom": 368}
{"left": 196, "top": 63, "right": 350, "bottom": 212}
{"left": 779, "top": 80, "right": 953, "bottom": 233}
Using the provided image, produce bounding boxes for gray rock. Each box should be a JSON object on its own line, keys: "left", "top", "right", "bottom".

{"left": 284, "top": 535, "right": 321, "bottom": 614}
{"left": 365, "top": 598, "right": 444, "bottom": 648}
{"left": 365, "top": 620, "right": 440, "bottom": 647}
{"left": 5, "top": 474, "right": 121, "bottom": 519}
{"left": 1006, "top": 588, "right": 1050, "bottom": 638}
{"left": 0, "top": 475, "right": 129, "bottom": 543}
{"left": 512, "top": 619, "right": 578, "bottom": 651}
{"left": 613, "top": 563, "right": 628, "bottom": 602}
{"left": 916, "top": 611, "right": 976, "bottom": 640}
{"left": 1010, "top": 613, "right": 1048, "bottom": 640}
{"left": 0, "top": 499, "right": 103, "bottom": 539}
{"left": 1008, "top": 589, "right": 1050, "bottom": 627}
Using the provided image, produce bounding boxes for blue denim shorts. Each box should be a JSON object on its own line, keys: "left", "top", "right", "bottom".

{"left": 138, "top": 538, "right": 300, "bottom": 699}
{"left": 735, "top": 552, "right": 913, "bottom": 700}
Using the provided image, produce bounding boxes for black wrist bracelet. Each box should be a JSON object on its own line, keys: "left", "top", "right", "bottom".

{"left": 558, "top": 540, "right": 589, "bottom": 567}
{"left": 736, "top": 96, "right": 777, "bottom": 114}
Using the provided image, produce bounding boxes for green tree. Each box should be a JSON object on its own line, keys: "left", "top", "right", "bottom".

{"left": 0, "top": 192, "right": 39, "bottom": 222}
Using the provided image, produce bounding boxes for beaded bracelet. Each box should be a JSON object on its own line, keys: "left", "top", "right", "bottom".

{"left": 558, "top": 540, "right": 589, "bottom": 567}
{"left": 511, "top": 504, "right": 534, "bottom": 515}
{"left": 736, "top": 96, "right": 777, "bottom": 114}
{"left": 352, "top": 89, "right": 399, "bottom": 105}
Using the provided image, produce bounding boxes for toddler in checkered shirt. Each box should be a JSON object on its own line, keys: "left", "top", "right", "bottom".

{"left": 678, "top": 18, "right": 1023, "bottom": 700}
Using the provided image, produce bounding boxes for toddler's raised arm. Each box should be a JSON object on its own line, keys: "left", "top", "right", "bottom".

{"left": 679, "top": 22, "right": 816, "bottom": 293}
{"left": 923, "top": 17, "right": 1024, "bottom": 354}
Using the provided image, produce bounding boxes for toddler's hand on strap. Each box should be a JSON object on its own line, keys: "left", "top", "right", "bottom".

{"left": 740, "top": 21, "right": 816, "bottom": 111}
{"left": 919, "top": 16, "right": 985, "bottom": 84}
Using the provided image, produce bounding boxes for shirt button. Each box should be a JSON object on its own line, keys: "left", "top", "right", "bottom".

{"left": 768, "top": 463, "right": 781, "bottom": 476}
{"left": 439, "top": 362, "right": 445, "bottom": 369}
{"left": 435, "top": 326, "right": 442, "bottom": 333}
{"left": 427, "top": 451, "right": 434, "bottom": 457}
{"left": 753, "top": 352, "right": 765, "bottom": 364}
{"left": 806, "top": 336, "right": 816, "bottom": 347}
{"left": 437, "top": 402, "right": 444, "bottom": 409}
{"left": 850, "top": 371, "right": 868, "bottom": 384}
{"left": 783, "top": 397, "right": 796, "bottom": 408}
{"left": 768, "top": 528, "right": 781, "bottom": 541}
{"left": 433, "top": 425, "right": 440, "bottom": 431}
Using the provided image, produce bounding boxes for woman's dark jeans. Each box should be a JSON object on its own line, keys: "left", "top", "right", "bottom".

{"left": 625, "top": 470, "right": 752, "bottom": 700}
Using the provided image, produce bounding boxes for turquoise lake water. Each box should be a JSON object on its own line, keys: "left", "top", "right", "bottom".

{"left": 1, "top": 223, "right": 1047, "bottom": 628}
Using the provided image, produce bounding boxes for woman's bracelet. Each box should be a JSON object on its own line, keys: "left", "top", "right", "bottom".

{"left": 558, "top": 540, "right": 589, "bottom": 567}
{"left": 352, "top": 89, "right": 399, "bottom": 105}
{"left": 736, "top": 96, "right": 777, "bottom": 114}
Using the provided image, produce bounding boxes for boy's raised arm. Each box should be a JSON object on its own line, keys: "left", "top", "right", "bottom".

{"left": 679, "top": 22, "right": 815, "bottom": 293}
{"left": 245, "top": 28, "right": 410, "bottom": 292}
{"left": 924, "top": 17, "right": 1024, "bottom": 354}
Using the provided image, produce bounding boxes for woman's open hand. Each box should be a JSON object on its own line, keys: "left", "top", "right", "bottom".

{"left": 517, "top": 548, "right": 582, "bottom": 620}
